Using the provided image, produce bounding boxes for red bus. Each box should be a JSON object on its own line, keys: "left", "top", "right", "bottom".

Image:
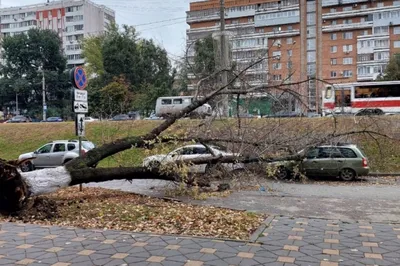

{"left": 322, "top": 81, "right": 400, "bottom": 116}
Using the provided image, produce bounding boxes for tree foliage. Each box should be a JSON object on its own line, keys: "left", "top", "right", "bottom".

{"left": 82, "top": 24, "right": 176, "bottom": 117}
{"left": 0, "top": 28, "right": 69, "bottom": 118}
{"left": 193, "top": 35, "right": 216, "bottom": 78}
{"left": 380, "top": 53, "right": 400, "bottom": 81}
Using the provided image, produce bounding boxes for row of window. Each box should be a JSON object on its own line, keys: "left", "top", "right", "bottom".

{"left": 373, "top": 10, "right": 400, "bottom": 21}
{"left": 255, "top": 10, "right": 299, "bottom": 21}
{"left": 66, "top": 34, "right": 84, "bottom": 42}
{"left": 232, "top": 38, "right": 266, "bottom": 49}
{"left": 67, "top": 54, "right": 83, "bottom": 60}
{"left": 271, "top": 61, "right": 294, "bottom": 70}
{"left": 65, "top": 24, "right": 84, "bottom": 32}
{"left": 330, "top": 70, "right": 353, "bottom": 78}
{"left": 66, "top": 44, "right": 82, "bottom": 51}
{"left": 66, "top": 5, "right": 83, "bottom": 13}
{"left": 330, "top": 57, "right": 353, "bottom": 65}
{"left": 358, "top": 39, "right": 389, "bottom": 49}
{"left": 330, "top": 45, "right": 353, "bottom": 53}
{"left": 66, "top": 15, "right": 83, "bottom": 22}
{"left": 1, "top": 20, "right": 37, "bottom": 29}
{"left": 330, "top": 32, "right": 353, "bottom": 40}
{"left": 357, "top": 65, "right": 386, "bottom": 75}
{"left": 328, "top": 1, "right": 393, "bottom": 13}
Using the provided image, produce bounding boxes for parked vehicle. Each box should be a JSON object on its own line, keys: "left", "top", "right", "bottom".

{"left": 84, "top": 117, "right": 99, "bottom": 122}
{"left": 271, "top": 143, "right": 369, "bottom": 181}
{"left": 155, "top": 96, "right": 212, "bottom": 119}
{"left": 322, "top": 81, "right": 400, "bottom": 116}
{"left": 18, "top": 139, "right": 96, "bottom": 171}
{"left": 9, "top": 115, "right": 31, "bottom": 123}
{"left": 111, "top": 114, "right": 131, "bottom": 121}
{"left": 43, "top": 117, "right": 63, "bottom": 122}
{"left": 128, "top": 111, "right": 141, "bottom": 120}
{"left": 143, "top": 144, "right": 243, "bottom": 174}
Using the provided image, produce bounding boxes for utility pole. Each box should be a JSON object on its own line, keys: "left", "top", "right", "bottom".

{"left": 42, "top": 67, "right": 46, "bottom": 121}
{"left": 15, "top": 92, "right": 18, "bottom": 115}
{"left": 219, "top": 0, "right": 229, "bottom": 117}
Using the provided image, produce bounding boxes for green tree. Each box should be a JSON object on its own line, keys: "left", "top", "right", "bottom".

{"left": 379, "top": 53, "right": 400, "bottom": 81}
{"left": 0, "top": 28, "right": 69, "bottom": 118}
{"left": 82, "top": 23, "right": 176, "bottom": 116}
{"left": 193, "top": 35, "right": 216, "bottom": 78}
{"left": 99, "top": 76, "right": 133, "bottom": 115}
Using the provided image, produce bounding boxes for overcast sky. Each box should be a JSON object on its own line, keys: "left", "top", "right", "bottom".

{"left": 1, "top": 0, "right": 193, "bottom": 62}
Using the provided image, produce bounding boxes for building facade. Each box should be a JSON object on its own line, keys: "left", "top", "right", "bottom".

{"left": 0, "top": 0, "right": 115, "bottom": 67}
{"left": 186, "top": 0, "right": 400, "bottom": 113}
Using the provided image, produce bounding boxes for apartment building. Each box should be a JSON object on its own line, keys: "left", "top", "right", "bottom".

{"left": 0, "top": 0, "right": 115, "bottom": 67}
{"left": 186, "top": 0, "right": 400, "bottom": 113}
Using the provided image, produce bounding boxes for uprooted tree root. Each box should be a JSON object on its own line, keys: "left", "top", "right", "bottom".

{"left": 6, "top": 197, "right": 59, "bottom": 222}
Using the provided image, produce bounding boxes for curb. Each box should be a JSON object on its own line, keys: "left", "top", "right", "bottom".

{"left": 249, "top": 215, "right": 275, "bottom": 243}
{"left": 369, "top": 173, "right": 400, "bottom": 177}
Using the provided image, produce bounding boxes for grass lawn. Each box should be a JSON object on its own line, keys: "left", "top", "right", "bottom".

{"left": 0, "top": 187, "right": 265, "bottom": 240}
{"left": 1, "top": 117, "right": 400, "bottom": 172}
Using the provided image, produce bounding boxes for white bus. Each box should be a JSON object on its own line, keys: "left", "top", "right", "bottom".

{"left": 155, "top": 96, "right": 212, "bottom": 118}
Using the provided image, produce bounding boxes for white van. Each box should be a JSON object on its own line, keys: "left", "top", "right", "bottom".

{"left": 155, "top": 96, "right": 212, "bottom": 118}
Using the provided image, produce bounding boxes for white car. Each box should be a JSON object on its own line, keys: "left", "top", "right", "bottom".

{"left": 143, "top": 144, "right": 243, "bottom": 174}
{"left": 84, "top": 117, "right": 99, "bottom": 122}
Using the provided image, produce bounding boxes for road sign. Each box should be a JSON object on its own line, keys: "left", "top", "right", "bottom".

{"left": 74, "top": 89, "right": 88, "bottom": 102}
{"left": 71, "top": 66, "right": 88, "bottom": 90}
{"left": 73, "top": 101, "right": 88, "bottom": 113}
{"left": 75, "top": 114, "right": 85, "bottom": 137}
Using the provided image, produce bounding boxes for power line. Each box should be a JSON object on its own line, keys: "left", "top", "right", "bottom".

{"left": 133, "top": 17, "right": 186, "bottom": 27}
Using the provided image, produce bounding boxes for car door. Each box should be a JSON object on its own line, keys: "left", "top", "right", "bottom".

{"left": 312, "top": 147, "right": 341, "bottom": 177}
{"left": 172, "top": 147, "right": 202, "bottom": 173}
{"left": 33, "top": 143, "right": 54, "bottom": 168}
{"left": 48, "top": 143, "right": 67, "bottom": 166}
{"left": 191, "top": 147, "right": 213, "bottom": 173}
{"left": 301, "top": 147, "right": 320, "bottom": 176}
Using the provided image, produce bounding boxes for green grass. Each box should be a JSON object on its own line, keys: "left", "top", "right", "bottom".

{"left": 1, "top": 117, "right": 400, "bottom": 172}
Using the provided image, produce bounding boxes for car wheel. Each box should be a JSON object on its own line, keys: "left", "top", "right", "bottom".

{"left": 62, "top": 159, "right": 72, "bottom": 166}
{"left": 20, "top": 162, "right": 34, "bottom": 172}
{"left": 275, "top": 166, "right": 289, "bottom": 180}
{"left": 340, "top": 168, "right": 356, "bottom": 181}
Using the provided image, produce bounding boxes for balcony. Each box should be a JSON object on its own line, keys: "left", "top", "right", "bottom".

{"left": 322, "top": 21, "right": 372, "bottom": 32}
{"left": 357, "top": 72, "right": 380, "bottom": 81}
{"left": 322, "top": 0, "right": 368, "bottom": 7}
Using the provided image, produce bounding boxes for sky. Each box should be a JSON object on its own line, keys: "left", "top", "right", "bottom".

{"left": 1, "top": 0, "right": 194, "bottom": 62}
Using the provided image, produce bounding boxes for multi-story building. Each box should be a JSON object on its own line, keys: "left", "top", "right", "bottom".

{"left": 0, "top": 0, "right": 115, "bottom": 67}
{"left": 186, "top": 0, "right": 400, "bottom": 113}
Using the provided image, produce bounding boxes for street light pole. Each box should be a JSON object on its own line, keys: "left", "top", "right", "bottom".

{"left": 42, "top": 67, "right": 46, "bottom": 121}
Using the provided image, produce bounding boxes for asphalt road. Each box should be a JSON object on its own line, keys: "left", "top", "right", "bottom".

{"left": 87, "top": 179, "right": 400, "bottom": 223}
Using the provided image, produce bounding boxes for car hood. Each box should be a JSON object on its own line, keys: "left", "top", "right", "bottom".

{"left": 19, "top": 152, "right": 36, "bottom": 160}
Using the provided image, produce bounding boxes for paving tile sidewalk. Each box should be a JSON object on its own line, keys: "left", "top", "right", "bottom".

{"left": 1, "top": 216, "right": 400, "bottom": 266}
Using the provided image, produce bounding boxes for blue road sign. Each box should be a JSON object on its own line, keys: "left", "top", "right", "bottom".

{"left": 73, "top": 66, "right": 88, "bottom": 90}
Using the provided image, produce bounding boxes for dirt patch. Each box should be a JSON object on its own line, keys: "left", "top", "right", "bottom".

{"left": 0, "top": 187, "right": 265, "bottom": 240}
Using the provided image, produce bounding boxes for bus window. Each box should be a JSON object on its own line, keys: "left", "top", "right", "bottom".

{"left": 325, "top": 86, "right": 332, "bottom": 99}
{"left": 161, "top": 99, "right": 172, "bottom": 105}
{"left": 173, "top": 98, "right": 183, "bottom": 104}
{"left": 335, "top": 89, "right": 351, "bottom": 107}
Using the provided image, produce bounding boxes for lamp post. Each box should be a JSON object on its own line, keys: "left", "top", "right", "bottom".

{"left": 40, "top": 47, "right": 46, "bottom": 121}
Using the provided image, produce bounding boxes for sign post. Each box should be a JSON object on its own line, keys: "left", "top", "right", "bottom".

{"left": 70, "top": 66, "right": 88, "bottom": 192}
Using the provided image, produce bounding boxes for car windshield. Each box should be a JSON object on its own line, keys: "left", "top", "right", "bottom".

{"left": 12, "top": 116, "right": 24, "bottom": 120}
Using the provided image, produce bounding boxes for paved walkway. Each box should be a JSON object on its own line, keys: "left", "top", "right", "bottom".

{"left": 1, "top": 216, "right": 400, "bottom": 266}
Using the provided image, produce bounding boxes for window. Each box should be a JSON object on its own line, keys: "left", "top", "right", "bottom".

{"left": 331, "top": 71, "right": 337, "bottom": 77}
{"left": 272, "top": 63, "right": 282, "bottom": 70}
{"left": 394, "top": 27, "right": 400, "bottom": 34}
{"left": 273, "top": 39, "right": 281, "bottom": 46}
{"left": 287, "top": 25, "right": 293, "bottom": 31}
{"left": 231, "top": 19, "right": 239, "bottom": 24}
{"left": 173, "top": 99, "right": 182, "bottom": 104}
{"left": 330, "top": 46, "right": 337, "bottom": 53}
{"left": 331, "top": 20, "right": 337, "bottom": 25}
{"left": 161, "top": 99, "right": 172, "bottom": 105}
{"left": 374, "top": 26, "right": 389, "bottom": 34}
{"left": 287, "top": 49, "right": 293, "bottom": 57}
{"left": 307, "top": 26, "right": 316, "bottom": 37}
{"left": 394, "top": 41, "right": 400, "bottom": 48}
{"left": 331, "top": 58, "right": 337, "bottom": 65}
{"left": 343, "top": 57, "right": 353, "bottom": 64}
{"left": 287, "top": 38, "right": 293, "bottom": 44}
{"left": 287, "top": 61, "right": 293, "bottom": 69}
{"left": 325, "top": 86, "right": 333, "bottom": 99}
{"left": 377, "top": 2, "right": 384, "bottom": 7}
{"left": 37, "top": 144, "right": 53, "bottom": 154}
{"left": 307, "top": 38, "right": 316, "bottom": 50}
{"left": 330, "top": 8, "right": 336, "bottom": 13}
{"left": 343, "top": 6, "right": 352, "bottom": 11}
{"left": 343, "top": 19, "right": 352, "bottom": 24}
{"left": 343, "top": 44, "right": 353, "bottom": 52}
{"left": 307, "top": 51, "right": 316, "bottom": 62}
{"left": 395, "top": 0, "right": 400, "bottom": 5}
{"left": 53, "top": 144, "right": 66, "bottom": 153}
{"left": 273, "top": 74, "right": 282, "bottom": 81}
{"left": 343, "top": 70, "right": 353, "bottom": 77}
{"left": 361, "top": 4, "right": 367, "bottom": 9}
{"left": 272, "top": 51, "right": 281, "bottom": 57}
{"left": 307, "top": 13, "right": 316, "bottom": 25}
{"left": 67, "top": 144, "right": 76, "bottom": 151}
{"left": 248, "top": 17, "right": 254, "bottom": 22}
{"left": 257, "top": 28, "right": 264, "bottom": 33}
{"left": 339, "top": 148, "right": 357, "bottom": 158}
{"left": 331, "top": 33, "right": 337, "bottom": 40}
{"left": 343, "top": 32, "right": 353, "bottom": 39}
{"left": 74, "top": 24, "right": 83, "bottom": 31}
